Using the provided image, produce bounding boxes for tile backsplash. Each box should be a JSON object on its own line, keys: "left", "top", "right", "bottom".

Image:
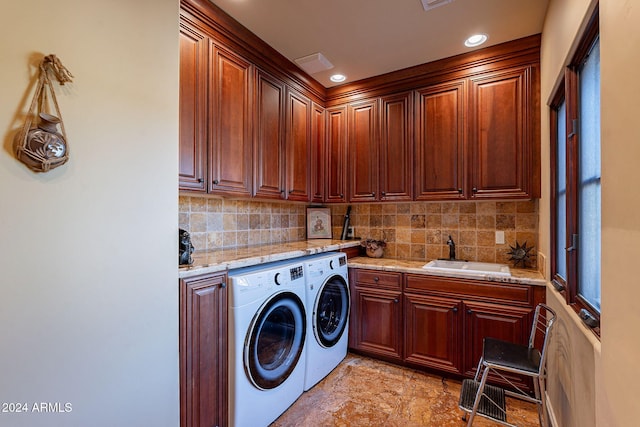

{"left": 330, "top": 200, "right": 538, "bottom": 267}
{"left": 179, "top": 196, "right": 306, "bottom": 252}
{"left": 179, "top": 196, "right": 538, "bottom": 268}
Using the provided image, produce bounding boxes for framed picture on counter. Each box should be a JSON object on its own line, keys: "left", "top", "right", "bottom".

{"left": 306, "top": 207, "right": 332, "bottom": 239}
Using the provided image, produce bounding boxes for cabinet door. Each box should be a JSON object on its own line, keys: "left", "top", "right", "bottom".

{"left": 180, "top": 273, "right": 228, "bottom": 427}
{"left": 325, "top": 106, "right": 348, "bottom": 203}
{"left": 404, "top": 293, "right": 463, "bottom": 374}
{"left": 285, "top": 89, "right": 311, "bottom": 201}
{"left": 349, "top": 286, "right": 403, "bottom": 361}
{"left": 380, "top": 92, "right": 413, "bottom": 201}
{"left": 209, "top": 44, "right": 252, "bottom": 197}
{"left": 415, "top": 81, "right": 466, "bottom": 200}
{"left": 253, "top": 69, "right": 285, "bottom": 199}
{"left": 463, "top": 301, "right": 531, "bottom": 390}
{"left": 311, "top": 103, "right": 325, "bottom": 203}
{"left": 179, "top": 23, "right": 208, "bottom": 192}
{"left": 348, "top": 99, "right": 379, "bottom": 202}
{"left": 468, "top": 67, "right": 533, "bottom": 199}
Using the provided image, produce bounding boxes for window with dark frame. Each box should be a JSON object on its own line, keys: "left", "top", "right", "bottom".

{"left": 550, "top": 6, "right": 600, "bottom": 334}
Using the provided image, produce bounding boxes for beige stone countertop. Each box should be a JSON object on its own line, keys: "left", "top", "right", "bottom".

{"left": 347, "top": 256, "right": 546, "bottom": 286}
{"left": 179, "top": 239, "right": 361, "bottom": 279}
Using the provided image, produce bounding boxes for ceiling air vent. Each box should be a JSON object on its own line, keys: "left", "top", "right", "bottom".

{"left": 294, "top": 52, "right": 334, "bottom": 75}
{"left": 420, "top": 0, "right": 454, "bottom": 11}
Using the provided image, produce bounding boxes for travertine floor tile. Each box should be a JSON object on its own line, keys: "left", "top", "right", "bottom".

{"left": 271, "top": 354, "right": 539, "bottom": 427}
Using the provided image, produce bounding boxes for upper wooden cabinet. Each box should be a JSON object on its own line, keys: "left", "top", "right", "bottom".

{"left": 415, "top": 81, "right": 465, "bottom": 200}
{"left": 179, "top": 23, "right": 208, "bottom": 192}
{"left": 348, "top": 99, "right": 379, "bottom": 202}
{"left": 468, "top": 66, "right": 540, "bottom": 199}
{"left": 285, "top": 89, "right": 312, "bottom": 201}
{"left": 209, "top": 44, "right": 253, "bottom": 197}
{"left": 325, "top": 106, "right": 348, "bottom": 203}
{"left": 253, "top": 69, "right": 285, "bottom": 199}
{"left": 379, "top": 92, "right": 414, "bottom": 201}
{"left": 310, "top": 103, "right": 325, "bottom": 203}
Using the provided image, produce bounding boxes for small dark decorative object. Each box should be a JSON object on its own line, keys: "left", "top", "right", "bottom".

{"left": 179, "top": 228, "right": 195, "bottom": 266}
{"left": 361, "top": 239, "right": 386, "bottom": 258}
{"left": 506, "top": 240, "right": 534, "bottom": 268}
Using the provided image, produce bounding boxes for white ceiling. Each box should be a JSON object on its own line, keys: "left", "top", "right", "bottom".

{"left": 209, "top": 0, "right": 549, "bottom": 88}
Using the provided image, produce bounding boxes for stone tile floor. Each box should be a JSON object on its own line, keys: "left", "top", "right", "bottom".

{"left": 272, "top": 353, "right": 539, "bottom": 427}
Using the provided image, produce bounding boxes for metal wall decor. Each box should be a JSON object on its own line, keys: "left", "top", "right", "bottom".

{"left": 506, "top": 240, "right": 534, "bottom": 268}
{"left": 15, "top": 54, "right": 73, "bottom": 172}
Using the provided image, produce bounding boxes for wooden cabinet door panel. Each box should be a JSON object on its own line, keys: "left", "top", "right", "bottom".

{"left": 210, "top": 45, "right": 252, "bottom": 197}
{"left": 253, "top": 70, "right": 285, "bottom": 199}
{"left": 311, "top": 103, "right": 325, "bottom": 203}
{"left": 469, "top": 68, "right": 531, "bottom": 198}
{"left": 415, "top": 81, "right": 465, "bottom": 200}
{"left": 350, "top": 286, "right": 403, "bottom": 361}
{"left": 348, "top": 99, "right": 379, "bottom": 202}
{"left": 404, "top": 293, "right": 463, "bottom": 374}
{"left": 380, "top": 92, "right": 413, "bottom": 201}
{"left": 285, "top": 90, "right": 311, "bottom": 201}
{"left": 180, "top": 273, "right": 228, "bottom": 427}
{"left": 179, "top": 24, "right": 207, "bottom": 192}
{"left": 463, "top": 301, "right": 531, "bottom": 390}
{"left": 325, "top": 106, "right": 348, "bottom": 203}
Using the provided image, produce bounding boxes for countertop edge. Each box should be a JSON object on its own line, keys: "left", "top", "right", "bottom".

{"left": 178, "top": 240, "right": 361, "bottom": 279}
{"left": 347, "top": 257, "right": 546, "bottom": 286}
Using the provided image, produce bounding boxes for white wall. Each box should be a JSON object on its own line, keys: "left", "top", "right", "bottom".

{"left": 0, "top": 1, "right": 180, "bottom": 426}
{"left": 540, "top": 0, "right": 640, "bottom": 426}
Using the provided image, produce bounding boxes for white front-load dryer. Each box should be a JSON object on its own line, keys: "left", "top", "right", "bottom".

{"left": 302, "top": 252, "right": 350, "bottom": 391}
{"left": 228, "top": 259, "right": 307, "bottom": 427}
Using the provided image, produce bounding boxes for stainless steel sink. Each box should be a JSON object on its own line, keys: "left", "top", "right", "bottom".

{"left": 422, "top": 260, "right": 511, "bottom": 277}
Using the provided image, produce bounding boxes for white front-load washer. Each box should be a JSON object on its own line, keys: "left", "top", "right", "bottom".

{"left": 302, "top": 252, "right": 350, "bottom": 391}
{"left": 228, "top": 259, "right": 307, "bottom": 427}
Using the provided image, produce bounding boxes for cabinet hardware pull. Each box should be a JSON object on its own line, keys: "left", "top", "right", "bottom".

{"left": 340, "top": 193, "right": 344, "bottom": 198}
{"left": 374, "top": 276, "right": 379, "bottom": 282}
{"left": 381, "top": 191, "right": 386, "bottom": 196}
{"left": 288, "top": 189, "right": 294, "bottom": 194}
{"left": 212, "top": 179, "right": 219, "bottom": 185}
{"left": 453, "top": 307, "right": 458, "bottom": 313}
{"left": 393, "top": 298, "right": 399, "bottom": 303}
{"left": 197, "top": 178, "right": 204, "bottom": 183}
{"left": 472, "top": 187, "right": 477, "bottom": 193}
{"left": 467, "top": 309, "right": 472, "bottom": 314}
{"left": 371, "top": 192, "right": 375, "bottom": 197}
{"left": 458, "top": 188, "right": 463, "bottom": 194}
{"left": 220, "top": 282, "right": 226, "bottom": 288}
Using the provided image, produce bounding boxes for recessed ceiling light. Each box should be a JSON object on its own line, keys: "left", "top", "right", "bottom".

{"left": 330, "top": 74, "right": 346, "bottom": 83}
{"left": 464, "top": 34, "right": 488, "bottom": 47}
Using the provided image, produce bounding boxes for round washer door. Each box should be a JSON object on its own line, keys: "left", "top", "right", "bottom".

{"left": 313, "top": 275, "right": 350, "bottom": 348}
{"left": 245, "top": 292, "right": 306, "bottom": 390}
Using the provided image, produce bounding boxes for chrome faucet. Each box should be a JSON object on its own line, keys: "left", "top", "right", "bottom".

{"left": 447, "top": 235, "right": 456, "bottom": 260}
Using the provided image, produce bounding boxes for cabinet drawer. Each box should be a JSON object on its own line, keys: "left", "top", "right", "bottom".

{"left": 352, "top": 269, "right": 402, "bottom": 289}
{"left": 404, "top": 274, "right": 533, "bottom": 306}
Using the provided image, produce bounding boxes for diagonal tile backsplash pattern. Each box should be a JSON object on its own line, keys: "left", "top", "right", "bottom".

{"left": 179, "top": 196, "right": 538, "bottom": 268}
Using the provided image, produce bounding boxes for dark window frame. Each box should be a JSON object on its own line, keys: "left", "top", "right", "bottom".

{"left": 549, "top": 6, "right": 600, "bottom": 336}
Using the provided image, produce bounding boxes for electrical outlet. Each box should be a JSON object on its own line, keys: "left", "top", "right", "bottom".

{"left": 495, "top": 230, "right": 505, "bottom": 244}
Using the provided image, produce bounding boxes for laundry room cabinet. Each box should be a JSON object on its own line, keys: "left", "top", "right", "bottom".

{"left": 349, "top": 268, "right": 545, "bottom": 393}
{"left": 179, "top": 272, "right": 228, "bottom": 427}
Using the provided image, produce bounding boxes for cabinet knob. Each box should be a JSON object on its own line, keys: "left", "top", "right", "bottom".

{"left": 374, "top": 276, "right": 379, "bottom": 282}
{"left": 340, "top": 193, "right": 344, "bottom": 198}
{"left": 220, "top": 282, "right": 226, "bottom": 288}
{"left": 197, "top": 178, "right": 204, "bottom": 183}
{"left": 457, "top": 188, "right": 463, "bottom": 194}
{"left": 213, "top": 179, "right": 219, "bottom": 185}
{"left": 393, "top": 298, "right": 399, "bottom": 303}
{"left": 472, "top": 187, "right": 477, "bottom": 193}
{"left": 371, "top": 192, "right": 376, "bottom": 197}
{"left": 467, "top": 309, "right": 472, "bottom": 315}
{"left": 288, "top": 189, "right": 294, "bottom": 194}
{"left": 453, "top": 307, "right": 458, "bottom": 313}
{"left": 381, "top": 191, "right": 386, "bottom": 196}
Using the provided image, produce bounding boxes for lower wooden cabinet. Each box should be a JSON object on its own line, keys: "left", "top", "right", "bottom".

{"left": 349, "top": 268, "right": 545, "bottom": 392}
{"left": 349, "top": 269, "right": 403, "bottom": 362}
{"left": 180, "top": 272, "right": 228, "bottom": 427}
